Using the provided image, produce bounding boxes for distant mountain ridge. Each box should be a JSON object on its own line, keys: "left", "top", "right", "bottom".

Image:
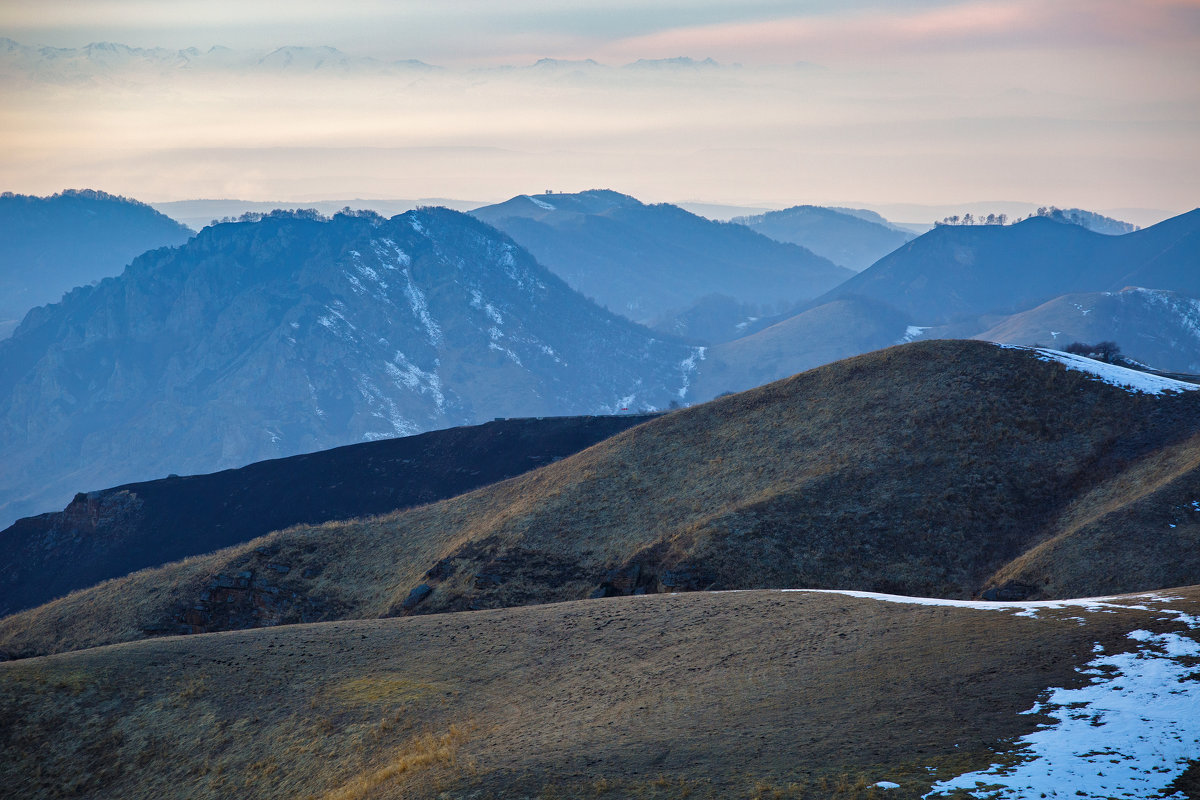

{"left": 733, "top": 205, "right": 915, "bottom": 271}
{"left": 0, "top": 188, "right": 193, "bottom": 339}
{"left": 0, "top": 207, "right": 700, "bottom": 527}
{"left": 814, "top": 209, "right": 1200, "bottom": 325}
{"left": 471, "top": 189, "right": 852, "bottom": 324}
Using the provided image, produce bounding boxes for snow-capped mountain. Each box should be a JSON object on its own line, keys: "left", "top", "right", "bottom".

{"left": 0, "top": 207, "right": 701, "bottom": 527}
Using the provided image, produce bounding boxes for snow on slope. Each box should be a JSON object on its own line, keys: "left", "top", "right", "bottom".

{"left": 1000, "top": 345, "right": 1200, "bottom": 395}
{"left": 781, "top": 589, "right": 1200, "bottom": 799}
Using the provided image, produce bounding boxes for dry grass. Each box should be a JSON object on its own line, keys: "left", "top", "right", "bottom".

{"left": 3, "top": 588, "right": 1196, "bottom": 799}
{"left": 5, "top": 340, "right": 1200, "bottom": 662}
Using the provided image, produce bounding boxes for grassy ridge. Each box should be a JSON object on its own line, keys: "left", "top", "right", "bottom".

{"left": 2, "top": 588, "right": 1195, "bottom": 799}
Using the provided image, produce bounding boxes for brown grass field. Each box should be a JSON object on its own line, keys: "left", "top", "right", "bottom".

{"left": 4, "top": 587, "right": 1198, "bottom": 799}
{"left": 4, "top": 340, "right": 1200, "bottom": 661}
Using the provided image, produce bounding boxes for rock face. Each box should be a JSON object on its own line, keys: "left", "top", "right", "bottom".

{"left": 0, "top": 207, "right": 700, "bottom": 528}
{"left": 0, "top": 189, "right": 193, "bottom": 338}
{"left": 0, "top": 413, "right": 655, "bottom": 617}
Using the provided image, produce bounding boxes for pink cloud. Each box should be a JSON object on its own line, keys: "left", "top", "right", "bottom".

{"left": 596, "top": 0, "right": 1200, "bottom": 64}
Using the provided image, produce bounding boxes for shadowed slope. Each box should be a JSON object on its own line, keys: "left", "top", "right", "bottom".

{"left": 6, "top": 341, "right": 1200, "bottom": 660}
{"left": 0, "top": 414, "right": 654, "bottom": 617}
{"left": 2, "top": 588, "right": 1198, "bottom": 799}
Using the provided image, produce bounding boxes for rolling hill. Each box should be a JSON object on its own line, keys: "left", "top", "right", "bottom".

{"left": 0, "top": 207, "right": 701, "bottom": 529}
{"left": 2, "top": 588, "right": 1197, "bottom": 798}
{"left": 0, "top": 414, "right": 653, "bottom": 617}
{"left": 733, "top": 204, "right": 915, "bottom": 271}
{"left": 470, "top": 190, "right": 852, "bottom": 324}
{"left": 0, "top": 189, "right": 193, "bottom": 339}
{"left": 7, "top": 340, "right": 1200, "bottom": 660}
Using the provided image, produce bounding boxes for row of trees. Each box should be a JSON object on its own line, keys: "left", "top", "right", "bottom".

{"left": 936, "top": 213, "right": 1009, "bottom": 226}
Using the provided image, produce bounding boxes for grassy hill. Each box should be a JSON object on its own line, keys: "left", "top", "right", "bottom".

{"left": 0, "top": 414, "right": 654, "bottom": 617}
{"left": 2, "top": 587, "right": 1197, "bottom": 798}
{"left": 6, "top": 340, "right": 1200, "bottom": 661}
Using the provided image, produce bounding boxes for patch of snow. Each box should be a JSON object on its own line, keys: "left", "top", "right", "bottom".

{"left": 409, "top": 216, "right": 425, "bottom": 234}
{"left": 677, "top": 346, "right": 707, "bottom": 400}
{"left": 1050, "top": 330, "right": 1061, "bottom": 338}
{"left": 899, "top": 325, "right": 930, "bottom": 344}
{"left": 400, "top": 269, "right": 442, "bottom": 346}
{"left": 526, "top": 195, "right": 555, "bottom": 210}
{"left": 779, "top": 588, "right": 1171, "bottom": 616}
{"left": 1030, "top": 347, "right": 1199, "bottom": 395}
{"left": 874, "top": 781, "right": 900, "bottom": 790}
{"left": 488, "top": 342, "right": 523, "bottom": 366}
{"left": 384, "top": 351, "right": 445, "bottom": 412}
{"left": 926, "top": 627, "right": 1200, "bottom": 800}
{"left": 343, "top": 270, "right": 366, "bottom": 294}
{"left": 289, "top": 321, "right": 300, "bottom": 329}
{"left": 356, "top": 375, "right": 421, "bottom": 438}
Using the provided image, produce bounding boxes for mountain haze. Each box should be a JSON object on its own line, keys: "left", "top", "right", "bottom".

{"left": 470, "top": 190, "right": 852, "bottom": 324}
{"left": 815, "top": 209, "right": 1200, "bottom": 325}
{"left": 734, "top": 204, "right": 915, "bottom": 271}
{"left": 0, "top": 189, "right": 193, "bottom": 339}
{"left": 0, "top": 208, "right": 700, "bottom": 527}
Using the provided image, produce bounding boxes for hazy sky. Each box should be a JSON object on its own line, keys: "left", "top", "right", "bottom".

{"left": 2, "top": 0, "right": 1197, "bottom": 215}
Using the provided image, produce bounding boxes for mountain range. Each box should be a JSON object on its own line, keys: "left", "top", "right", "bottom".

{"left": 0, "top": 189, "right": 193, "bottom": 339}
{"left": 732, "top": 204, "right": 916, "bottom": 271}
{"left": 470, "top": 189, "right": 852, "bottom": 325}
{"left": 703, "top": 209, "right": 1200, "bottom": 393}
{"left": 0, "top": 207, "right": 700, "bottom": 528}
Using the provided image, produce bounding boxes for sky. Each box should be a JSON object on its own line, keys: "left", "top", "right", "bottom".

{"left": 1, "top": 0, "right": 1198, "bottom": 218}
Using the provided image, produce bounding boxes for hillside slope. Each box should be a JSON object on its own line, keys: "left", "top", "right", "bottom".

{"left": 3, "top": 588, "right": 1198, "bottom": 798}
{"left": 0, "top": 414, "right": 653, "bottom": 617}
{"left": 814, "top": 209, "right": 1200, "bottom": 324}
{"left": 0, "top": 189, "right": 193, "bottom": 338}
{"left": 973, "top": 287, "right": 1200, "bottom": 372}
{"left": 7, "top": 341, "right": 1200, "bottom": 659}
{"left": 470, "top": 190, "right": 852, "bottom": 323}
{"left": 0, "top": 207, "right": 700, "bottom": 528}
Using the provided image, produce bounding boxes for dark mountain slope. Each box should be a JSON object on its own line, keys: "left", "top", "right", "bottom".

{"left": 814, "top": 209, "right": 1200, "bottom": 324}
{"left": 0, "top": 208, "right": 700, "bottom": 528}
{"left": 0, "top": 189, "right": 193, "bottom": 338}
{"left": 0, "top": 414, "right": 653, "bottom": 617}
{"left": 4, "top": 588, "right": 1195, "bottom": 798}
{"left": 8, "top": 340, "right": 1200, "bottom": 659}
{"left": 734, "top": 204, "right": 915, "bottom": 271}
{"left": 974, "top": 288, "right": 1200, "bottom": 372}
{"left": 470, "top": 190, "right": 852, "bottom": 323}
